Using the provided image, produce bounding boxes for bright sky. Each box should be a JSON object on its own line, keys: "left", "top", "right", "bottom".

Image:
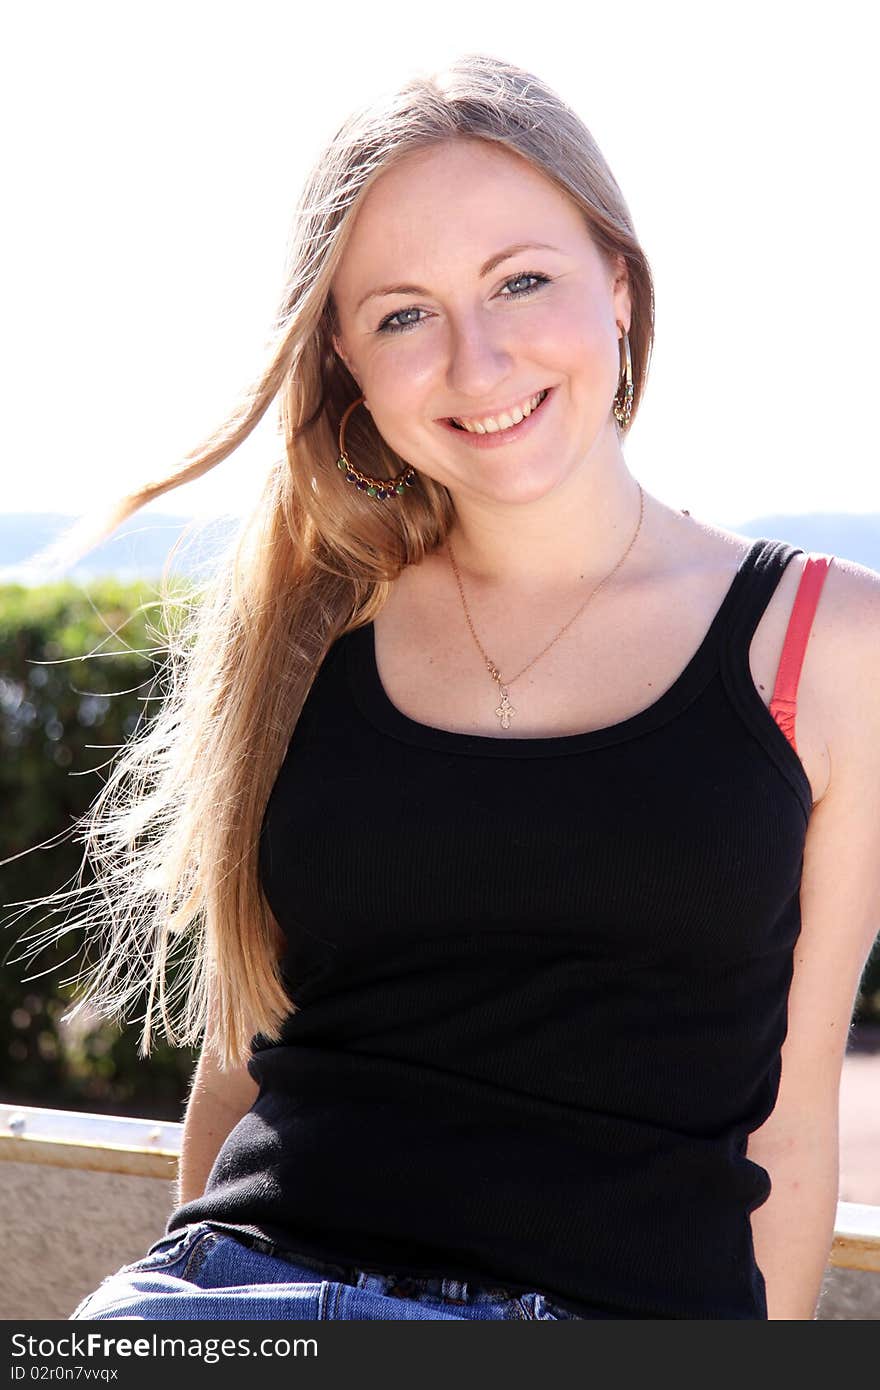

{"left": 3, "top": 0, "right": 877, "bottom": 530}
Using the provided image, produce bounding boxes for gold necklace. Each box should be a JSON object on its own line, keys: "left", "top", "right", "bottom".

{"left": 446, "top": 481, "right": 646, "bottom": 730}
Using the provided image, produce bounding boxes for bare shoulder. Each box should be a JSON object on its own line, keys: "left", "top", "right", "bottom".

{"left": 827, "top": 552, "right": 880, "bottom": 624}
{"left": 692, "top": 513, "right": 879, "bottom": 717}
{"left": 805, "top": 546, "right": 880, "bottom": 632}
{"left": 800, "top": 551, "right": 880, "bottom": 788}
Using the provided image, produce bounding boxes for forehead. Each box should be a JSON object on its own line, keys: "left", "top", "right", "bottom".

{"left": 332, "top": 139, "right": 598, "bottom": 301}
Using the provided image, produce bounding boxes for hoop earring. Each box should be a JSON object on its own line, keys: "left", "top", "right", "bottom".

{"left": 336, "top": 395, "right": 417, "bottom": 500}
{"left": 612, "top": 324, "right": 634, "bottom": 430}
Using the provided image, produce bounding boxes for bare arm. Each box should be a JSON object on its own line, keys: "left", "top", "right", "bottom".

{"left": 748, "top": 559, "right": 880, "bottom": 1318}
{"left": 176, "top": 1037, "right": 260, "bottom": 1207}
{"left": 747, "top": 1088, "right": 841, "bottom": 1319}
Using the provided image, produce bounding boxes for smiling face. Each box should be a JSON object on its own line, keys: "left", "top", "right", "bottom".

{"left": 330, "top": 138, "right": 632, "bottom": 509}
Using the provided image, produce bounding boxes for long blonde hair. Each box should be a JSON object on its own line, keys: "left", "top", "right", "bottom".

{"left": 7, "top": 53, "right": 656, "bottom": 1069}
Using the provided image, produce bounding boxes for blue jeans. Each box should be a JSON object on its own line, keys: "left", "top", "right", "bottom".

{"left": 69, "top": 1222, "right": 581, "bottom": 1321}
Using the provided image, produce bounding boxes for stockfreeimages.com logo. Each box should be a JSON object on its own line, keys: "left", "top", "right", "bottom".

{"left": 11, "top": 1331, "right": 316, "bottom": 1366}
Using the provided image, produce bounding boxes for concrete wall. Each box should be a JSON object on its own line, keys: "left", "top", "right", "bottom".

{"left": 1, "top": 1160, "right": 174, "bottom": 1320}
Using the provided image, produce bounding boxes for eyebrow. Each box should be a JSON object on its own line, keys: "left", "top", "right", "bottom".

{"left": 354, "top": 241, "right": 562, "bottom": 315}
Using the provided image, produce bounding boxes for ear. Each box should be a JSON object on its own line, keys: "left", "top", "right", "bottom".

{"left": 610, "top": 254, "right": 632, "bottom": 338}
{"left": 332, "top": 332, "right": 348, "bottom": 369}
{"left": 333, "top": 333, "right": 363, "bottom": 390}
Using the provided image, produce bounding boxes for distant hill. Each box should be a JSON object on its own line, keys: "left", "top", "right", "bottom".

{"left": 0, "top": 513, "right": 238, "bottom": 584}
{"left": 741, "top": 513, "right": 879, "bottom": 565}
{"left": 0, "top": 510, "right": 878, "bottom": 584}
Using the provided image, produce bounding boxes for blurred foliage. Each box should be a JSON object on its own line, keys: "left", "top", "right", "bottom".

{"left": 0, "top": 580, "right": 198, "bottom": 1120}
{"left": 0, "top": 579, "right": 878, "bottom": 1127}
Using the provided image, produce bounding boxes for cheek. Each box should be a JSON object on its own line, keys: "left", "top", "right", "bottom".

{"left": 360, "top": 356, "right": 435, "bottom": 456}
{"left": 524, "top": 297, "right": 610, "bottom": 373}
{"left": 524, "top": 320, "right": 619, "bottom": 419}
{"left": 362, "top": 339, "right": 440, "bottom": 424}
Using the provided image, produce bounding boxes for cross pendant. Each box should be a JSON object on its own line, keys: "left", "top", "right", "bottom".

{"left": 495, "top": 685, "right": 516, "bottom": 730}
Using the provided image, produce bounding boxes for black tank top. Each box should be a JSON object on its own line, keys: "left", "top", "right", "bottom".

{"left": 168, "top": 538, "right": 815, "bottom": 1319}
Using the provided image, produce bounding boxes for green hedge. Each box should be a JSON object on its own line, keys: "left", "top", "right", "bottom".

{"left": 0, "top": 580, "right": 197, "bottom": 1120}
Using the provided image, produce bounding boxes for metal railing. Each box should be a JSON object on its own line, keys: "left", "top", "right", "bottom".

{"left": 2, "top": 1101, "right": 879, "bottom": 1274}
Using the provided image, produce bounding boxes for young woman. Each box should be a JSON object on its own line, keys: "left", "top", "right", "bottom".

{"left": 23, "top": 53, "right": 880, "bottom": 1320}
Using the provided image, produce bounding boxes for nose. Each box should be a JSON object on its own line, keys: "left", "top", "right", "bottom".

{"left": 445, "top": 311, "right": 515, "bottom": 403}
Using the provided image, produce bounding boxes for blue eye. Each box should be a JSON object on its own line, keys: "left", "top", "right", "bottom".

{"left": 377, "top": 306, "right": 426, "bottom": 334}
{"left": 376, "top": 271, "right": 551, "bottom": 335}
{"left": 499, "top": 272, "right": 550, "bottom": 297}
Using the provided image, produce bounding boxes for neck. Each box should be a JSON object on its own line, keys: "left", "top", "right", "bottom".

{"left": 443, "top": 454, "right": 647, "bottom": 596}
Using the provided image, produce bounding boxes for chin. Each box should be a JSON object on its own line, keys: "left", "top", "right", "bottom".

{"left": 469, "top": 466, "right": 576, "bottom": 505}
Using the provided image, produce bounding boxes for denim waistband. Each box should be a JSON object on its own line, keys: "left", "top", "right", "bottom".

{"left": 210, "top": 1224, "right": 521, "bottom": 1305}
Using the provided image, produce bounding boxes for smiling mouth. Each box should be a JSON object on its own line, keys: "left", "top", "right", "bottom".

{"left": 446, "top": 388, "right": 551, "bottom": 433}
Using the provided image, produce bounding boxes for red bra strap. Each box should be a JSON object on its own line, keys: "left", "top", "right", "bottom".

{"left": 769, "top": 553, "right": 834, "bottom": 754}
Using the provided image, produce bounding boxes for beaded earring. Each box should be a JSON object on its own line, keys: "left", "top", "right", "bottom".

{"left": 336, "top": 395, "right": 417, "bottom": 500}
{"left": 612, "top": 324, "right": 634, "bottom": 430}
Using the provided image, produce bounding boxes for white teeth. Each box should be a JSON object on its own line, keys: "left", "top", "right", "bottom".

{"left": 453, "top": 389, "right": 547, "bottom": 434}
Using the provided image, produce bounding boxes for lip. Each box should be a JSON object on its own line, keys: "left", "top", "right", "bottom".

{"left": 436, "top": 387, "right": 554, "bottom": 449}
